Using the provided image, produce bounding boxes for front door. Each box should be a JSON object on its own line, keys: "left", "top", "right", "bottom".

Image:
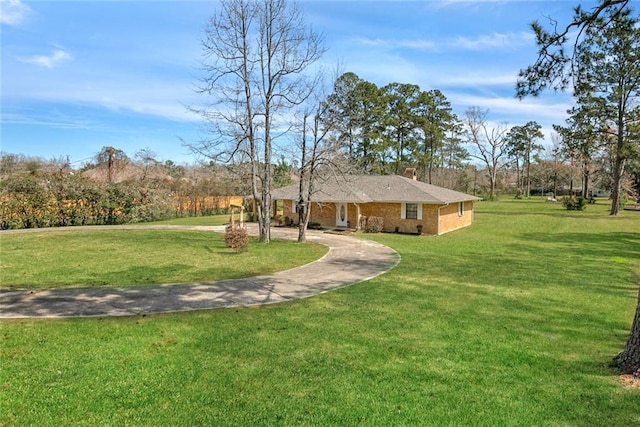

{"left": 335, "top": 203, "right": 348, "bottom": 228}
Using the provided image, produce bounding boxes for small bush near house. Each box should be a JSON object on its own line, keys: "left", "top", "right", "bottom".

{"left": 307, "top": 222, "right": 322, "bottom": 230}
{"left": 364, "top": 216, "right": 384, "bottom": 233}
{"left": 561, "top": 196, "right": 587, "bottom": 211}
{"left": 224, "top": 225, "right": 249, "bottom": 252}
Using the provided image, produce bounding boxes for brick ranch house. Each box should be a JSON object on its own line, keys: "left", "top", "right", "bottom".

{"left": 271, "top": 169, "right": 481, "bottom": 235}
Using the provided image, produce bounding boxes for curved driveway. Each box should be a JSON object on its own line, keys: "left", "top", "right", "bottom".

{"left": 0, "top": 225, "right": 400, "bottom": 318}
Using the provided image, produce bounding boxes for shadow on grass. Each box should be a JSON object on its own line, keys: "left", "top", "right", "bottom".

{"left": 385, "top": 229, "right": 639, "bottom": 301}
{"left": 479, "top": 209, "right": 613, "bottom": 220}
{"left": 520, "top": 231, "right": 640, "bottom": 259}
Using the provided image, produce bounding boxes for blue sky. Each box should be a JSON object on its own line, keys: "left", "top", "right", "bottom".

{"left": 1, "top": 0, "right": 589, "bottom": 166}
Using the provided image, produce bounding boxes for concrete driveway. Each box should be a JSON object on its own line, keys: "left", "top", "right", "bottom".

{"left": 0, "top": 225, "right": 400, "bottom": 318}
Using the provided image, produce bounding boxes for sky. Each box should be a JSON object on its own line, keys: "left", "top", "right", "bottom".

{"left": 1, "top": 0, "right": 593, "bottom": 167}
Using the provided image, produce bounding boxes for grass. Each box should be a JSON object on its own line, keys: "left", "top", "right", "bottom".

{"left": 148, "top": 214, "right": 229, "bottom": 226}
{"left": 1, "top": 199, "right": 639, "bottom": 425}
{"left": 0, "top": 226, "right": 326, "bottom": 289}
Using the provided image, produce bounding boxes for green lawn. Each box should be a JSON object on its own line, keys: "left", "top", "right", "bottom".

{"left": 149, "top": 214, "right": 230, "bottom": 226}
{"left": 1, "top": 199, "right": 639, "bottom": 425}
{"left": 0, "top": 226, "right": 326, "bottom": 289}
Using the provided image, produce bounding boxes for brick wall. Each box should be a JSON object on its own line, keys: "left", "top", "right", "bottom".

{"left": 282, "top": 199, "right": 475, "bottom": 235}
{"left": 438, "top": 201, "right": 474, "bottom": 234}
{"left": 282, "top": 200, "right": 295, "bottom": 218}
{"left": 282, "top": 201, "right": 343, "bottom": 227}
{"left": 359, "top": 203, "right": 440, "bottom": 234}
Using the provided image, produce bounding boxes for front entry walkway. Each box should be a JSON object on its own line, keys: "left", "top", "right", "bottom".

{"left": 0, "top": 225, "right": 400, "bottom": 318}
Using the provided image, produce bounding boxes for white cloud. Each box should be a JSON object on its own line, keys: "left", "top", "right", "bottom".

{"left": 431, "top": 72, "right": 518, "bottom": 87}
{"left": 449, "top": 92, "right": 572, "bottom": 125}
{"left": 22, "top": 76, "right": 200, "bottom": 123}
{"left": 18, "top": 49, "right": 72, "bottom": 68}
{"left": 355, "top": 31, "right": 533, "bottom": 52}
{"left": 2, "top": 112, "right": 100, "bottom": 130}
{"left": 450, "top": 32, "right": 533, "bottom": 50}
{"left": 355, "top": 37, "right": 437, "bottom": 50}
{"left": 0, "top": 0, "right": 31, "bottom": 26}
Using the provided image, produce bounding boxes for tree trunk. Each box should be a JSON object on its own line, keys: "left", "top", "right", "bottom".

{"left": 569, "top": 158, "right": 575, "bottom": 197}
{"left": 261, "top": 109, "right": 272, "bottom": 243}
{"left": 609, "top": 157, "right": 624, "bottom": 216}
{"left": 260, "top": 188, "right": 271, "bottom": 243}
{"left": 514, "top": 157, "right": 521, "bottom": 195}
{"left": 298, "top": 202, "right": 310, "bottom": 243}
{"left": 428, "top": 138, "right": 435, "bottom": 185}
{"left": 525, "top": 156, "right": 531, "bottom": 198}
{"left": 582, "top": 166, "right": 590, "bottom": 199}
{"left": 489, "top": 165, "right": 498, "bottom": 200}
{"left": 297, "top": 117, "right": 308, "bottom": 243}
{"left": 612, "top": 288, "right": 640, "bottom": 375}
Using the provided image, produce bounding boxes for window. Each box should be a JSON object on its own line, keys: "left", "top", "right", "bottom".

{"left": 458, "top": 202, "right": 464, "bottom": 216}
{"left": 401, "top": 203, "right": 422, "bottom": 220}
{"left": 405, "top": 203, "right": 418, "bottom": 220}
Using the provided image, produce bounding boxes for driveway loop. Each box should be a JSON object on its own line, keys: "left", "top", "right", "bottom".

{"left": 0, "top": 225, "right": 400, "bottom": 318}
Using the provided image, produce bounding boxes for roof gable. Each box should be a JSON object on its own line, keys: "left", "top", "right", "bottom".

{"left": 271, "top": 175, "right": 480, "bottom": 204}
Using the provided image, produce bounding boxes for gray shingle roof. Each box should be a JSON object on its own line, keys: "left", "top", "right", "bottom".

{"left": 271, "top": 175, "right": 481, "bottom": 204}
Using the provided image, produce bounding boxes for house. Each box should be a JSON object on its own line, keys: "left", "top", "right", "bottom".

{"left": 271, "top": 169, "right": 481, "bottom": 235}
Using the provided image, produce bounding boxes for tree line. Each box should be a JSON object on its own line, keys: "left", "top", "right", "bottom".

{"left": 0, "top": 149, "right": 245, "bottom": 230}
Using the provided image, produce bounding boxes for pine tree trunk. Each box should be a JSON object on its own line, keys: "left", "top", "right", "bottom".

{"left": 612, "top": 288, "right": 640, "bottom": 375}
{"left": 609, "top": 144, "right": 625, "bottom": 216}
{"left": 525, "top": 157, "right": 531, "bottom": 198}
{"left": 582, "top": 167, "right": 590, "bottom": 199}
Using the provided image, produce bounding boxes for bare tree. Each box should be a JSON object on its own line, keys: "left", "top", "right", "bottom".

{"left": 463, "top": 107, "right": 510, "bottom": 200}
{"left": 134, "top": 149, "right": 159, "bottom": 182}
{"left": 188, "top": 0, "right": 324, "bottom": 243}
{"left": 295, "top": 101, "right": 342, "bottom": 242}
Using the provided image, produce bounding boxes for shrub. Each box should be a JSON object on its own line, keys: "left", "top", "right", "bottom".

{"left": 224, "top": 225, "right": 249, "bottom": 252}
{"left": 0, "top": 174, "right": 176, "bottom": 229}
{"left": 618, "top": 194, "right": 628, "bottom": 208}
{"left": 364, "top": 216, "right": 384, "bottom": 233}
{"left": 307, "top": 222, "right": 322, "bottom": 230}
{"left": 561, "top": 196, "right": 587, "bottom": 211}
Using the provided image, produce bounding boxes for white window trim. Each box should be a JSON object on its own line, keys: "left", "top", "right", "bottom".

{"left": 458, "top": 202, "right": 464, "bottom": 217}
{"left": 292, "top": 200, "right": 297, "bottom": 214}
{"left": 401, "top": 203, "right": 422, "bottom": 220}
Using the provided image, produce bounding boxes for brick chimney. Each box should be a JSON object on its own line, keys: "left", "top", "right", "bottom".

{"left": 404, "top": 168, "right": 417, "bottom": 180}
